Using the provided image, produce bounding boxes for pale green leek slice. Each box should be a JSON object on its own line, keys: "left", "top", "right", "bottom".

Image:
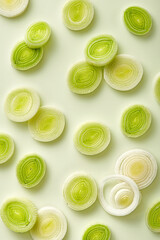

{"left": 68, "top": 61, "right": 102, "bottom": 94}
{"left": 63, "top": 172, "right": 97, "bottom": 211}
{"left": 28, "top": 106, "right": 65, "bottom": 142}
{"left": 5, "top": 88, "right": 40, "bottom": 122}
{"left": 83, "top": 224, "right": 111, "bottom": 240}
{"left": 104, "top": 54, "right": 143, "bottom": 91}
{"left": 146, "top": 202, "right": 160, "bottom": 232}
{"left": 74, "top": 122, "right": 111, "bottom": 155}
{"left": 0, "top": 133, "right": 14, "bottom": 164}
{"left": 85, "top": 35, "right": 118, "bottom": 67}
{"left": 30, "top": 207, "right": 67, "bottom": 240}
{"left": 121, "top": 104, "right": 151, "bottom": 138}
{"left": 154, "top": 73, "right": 160, "bottom": 103}
{"left": 0, "top": 197, "right": 37, "bottom": 233}
{"left": 16, "top": 154, "right": 46, "bottom": 188}
{"left": 11, "top": 41, "right": 43, "bottom": 71}
{"left": 0, "top": 0, "right": 29, "bottom": 18}
{"left": 123, "top": 6, "right": 152, "bottom": 36}
{"left": 62, "top": 0, "right": 94, "bottom": 31}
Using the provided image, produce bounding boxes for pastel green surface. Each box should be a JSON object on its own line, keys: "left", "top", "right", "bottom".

{"left": 154, "top": 74, "right": 160, "bottom": 103}
{"left": 146, "top": 202, "right": 160, "bottom": 232}
{"left": 0, "top": 133, "right": 14, "bottom": 164}
{"left": 83, "top": 224, "right": 111, "bottom": 240}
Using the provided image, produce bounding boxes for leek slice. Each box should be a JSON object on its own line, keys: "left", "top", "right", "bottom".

{"left": 85, "top": 35, "right": 118, "bottom": 67}
{"left": 5, "top": 88, "right": 40, "bottom": 122}
{"left": 74, "top": 122, "right": 111, "bottom": 155}
{"left": 123, "top": 6, "right": 152, "bottom": 36}
{"left": 16, "top": 154, "right": 46, "bottom": 188}
{"left": 83, "top": 224, "right": 111, "bottom": 240}
{"left": 0, "top": 0, "right": 29, "bottom": 18}
{"left": 28, "top": 106, "right": 65, "bottom": 142}
{"left": 11, "top": 41, "right": 43, "bottom": 71}
{"left": 63, "top": 172, "right": 97, "bottom": 211}
{"left": 121, "top": 104, "right": 151, "bottom": 138}
{"left": 62, "top": 0, "right": 94, "bottom": 31}
{"left": 154, "top": 73, "right": 160, "bottom": 103}
{"left": 68, "top": 61, "right": 102, "bottom": 94}
{"left": 0, "top": 133, "right": 14, "bottom": 164}
{"left": 115, "top": 149, "right": 157, "bottom": 190}
{"left": 146, "top": 202, "right": 160, "bottom": 232}
{"left": 0, "top": 197, "right": 37, "bottom": 233}
{"left": 30, "top": 207, "right": 67, "bottom": 240}
{"left": 104, "top": 54, "right": 143, "bottom": 91}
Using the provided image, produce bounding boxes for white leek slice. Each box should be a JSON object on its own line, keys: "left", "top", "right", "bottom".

{"left": 104, "top": 54, "right": 143, "bottom": 91}
{"left": 83, "top": 224, "right": 111, "bottom": 240}
{"left": 146, "top": 202, "right": 160, "bottom": 232}
{"left": 30, "top": 207, "right": 67, "bottom": 240}
{"left": 0, "top": 0, "right": 29, "bottom": 18}
{"left": 0, "top": 133, "right": 14, "bottom": 164}
{"left": 154, "top": 73, "right": 160, "bottom": 103}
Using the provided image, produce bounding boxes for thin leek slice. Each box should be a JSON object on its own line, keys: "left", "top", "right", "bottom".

{"left": 99, "top": 175, "right": 140, "bottom": 216}
{"left": 16, "top": 154, "right": 46, "bottom": 188}
{"left": 123, "top": 6, "right": 152, "bottom": 36}
{"left": 154, "top": 73, "right": 160, "bottom": 103}
{"left": 146, "top": 202, "right": 160, "bottom": 232}
{"left": 11, "top": 41, "right": 43, "bottom": 71}
{"left": 68, "top": 61, "right": 102, "bottom": 94}
{"left": 83, "top": 224, "right": 111, "bottom": 240}
{"left": 25, "top": 21, "right": 51, "bottom": 48}
{"left": 30, "top": 207, "right": 67, "bottom": 240}
{"left": 104, "top": 54, "right": 143, "bottom": 91}
{"left": 85, "top": 35, "right": 118, "bottom": 67}
{"left": 115, "top": 149, "right": 157, "bottom": 190}
{"left": 121, "top": 104, "right": 151, "bottom": 138}
{"left": 63, "top": 172, "right": 97, "bottom": 211}
{"left": 0, "top": 133, "right": 14, "bottom": 164}
{"left": 62, "top": 0, "right": 94, "bottom": 31}
{"left": 28, "top": 106, "right": 65, "bottom": 142}
{"left": 0, "top": 0, "right": 29, "bottom": 18}
{"left": 74, "top": 122, "right": 111, "bottom": 156}
{"left": 5, "top": 88, "right": 40, "bottom": 122}
{"left": 0, "top": 197, "right": 37, "bottom": 233}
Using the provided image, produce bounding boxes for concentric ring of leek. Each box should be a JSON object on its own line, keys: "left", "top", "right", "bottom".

{"left": 104, "top": 54, "right": 143, "bottom": 91}
{"left": 0, "top": 133, "right": 14, "bottom": 164}
{"left": 121, "top": 104, "right": 151, "bottom": 138}
{"left": 99, "top": 175, "right": 140, "bottom": 216}
{"left": 4, "top": 88, "right": 40, "bottom": 122}
{"left": 63, "top": 172, "right": 97, "bottom": 211}
{"left": 0, "top": 0, "right": 29, "bottom": 18}
{"left": 123, "top": 6, "right": 152, "bottom": 36}
{"left": 74, "top": 122, "right": 111, "bottom": 155}
{"left": 146, "top": 202, "right": 160, "bottom": 232}
{"left": 154, "top": 73, "right": 160, "bottom": 103}
{"left": 11, "top": 41, "right": 43, "bottom": 71}
{"left": 63, "top": 0, "right": 94, "bottom": 31}
{"left": 25, "top": 21, "right": 51, "bottom": 48}
{"left": 28, "top": 106, "right": 65, "bottom": 142}
{"left": 85, "top": 34, "right": 118, "bottom": 67}
{"left": 16, "top": 154, "right": 46, "bottom": 188}
{"left": 0, "top": 197, "right": 37, "bottom": 232}
{"left": 30, "top": 207, "right": 67, "bottom": 240}
{"left": 115, "top": 149, "right": 157, "bottom": 190}
{"left": 68, "top": 61, "right": 102, "bottom": 94}
{"left": 83, "top": 224, "right": 111, "bottom": 240}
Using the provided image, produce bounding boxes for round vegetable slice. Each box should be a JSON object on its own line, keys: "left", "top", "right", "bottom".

{"left": 11, "top": 41, "right": 43, "bottom": 71}
{"left": 154, "top": 73, "right": 160, "bottom": 103}
{"left": 0, "top": 133, "right": 14, "bottom": 164}
{"left": 0, "top": 197, "right": 37, "bottom": 233}
{"left": 123, "top": 6, "right": 152, "bottom": 36}
{"left": 0, "top": 0, "right": 29, "bottom": 18}
{"left": 68, "top": 61, "right": 102, "bottom": 94}
{"left": 121, "top": 104, "right": 151, "bottom": 138}
{"left": 104, "top": 54, "right": 143, "bottom": 91}
{"left": 85, "top": 34, "right": 118, "bottom": 67}
{"left": 146, "top": 202, "right": 160, "bottom": 232}
{"left": 63, "top": 172, "right": 97, "bottom": 211}
{"left": 4, "top": 88, "right": 40, "bottom": 122}
{"left": 74, "top": 122, "right": 111, "bottom": 155}
{"left": 83, "top": 224, "right": 111, "bottom": 240}
{"left": 28, "top": 106, "right": 65, "bottom": 142}
{"left": 62, "top": 0, "right": 94, "bottom": 31}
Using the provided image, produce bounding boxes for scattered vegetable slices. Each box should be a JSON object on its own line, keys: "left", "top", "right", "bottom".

{"left": 154, "top": 73, "right": 160, "bottom": 103}
{"left": 0, "top": 0, "right": 29, "bottom": 18}
{"left": 83, "top": 224, "right": 111, "bottom": 240}
{"left": 146, "top": 202, "right": 160, "bottom": 232}
{"left": 0, "top": 133, "right": 14, "bottom": 164}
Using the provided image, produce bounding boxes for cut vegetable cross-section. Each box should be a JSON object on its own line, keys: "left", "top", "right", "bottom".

{"left": 0, "top": 0, "right": 29, "bottom": 18}
{"left": 146, "top": 202, "right": 160, "bottom": 232}
{"left": 83, "top": 224, "right": 111, "bottom": 240}
{"left": 0, "top": 133, "right": 14, "bottom": 164}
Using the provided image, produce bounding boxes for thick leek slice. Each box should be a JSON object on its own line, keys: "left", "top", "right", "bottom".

{"left": 11, "top": 41, "right": 43, "bottom": 71}
{"left": 83, "top": 224, "right": 111, "bottom": 240}
{"left": 121, "top": 104, "right": 151, "bottom": 138}
{"left": 63, "top": 172, "right": 97, "bottom": 211}
{"left": 0, "top": 133, "right": 14, "bottom": 164}
{"left": 104, "top": 54, "right": 143, "bottom": 91}
{"left": 30, "top": 207, "right": 67, "bottom": 240}
{"left": 123, "top": 6, "right": 152, "bottom": 36}
{"left": 146, "top": 202, "right": 160, "bottom": 232}
{"left": 0, "top": 197, "right": 37, "bottom": 233}
{"left": 28, "top": 106, "right": 65, "bottom": 142}
{"left": 68, "top": 61, "right": 102, "bottom": 94}
{"left": 0, "top": 0, "right": 29, "bottom": 18}
{"left": 154, "top": 73, "right": 160, "bottom": 103}
{"left": 74, "top": 122, "right": 111, "bottom": 155}
{"left": 115, "top": 149, "right": 157, "bottom": 190}
{"left": 62, "top": 0, "right": 94, "bottom": 31}
{"left": 5, "top": 88, "right": 40, "bottom": 122}
{"left": 85, "top": 35, "right": 118, "bottom": 67}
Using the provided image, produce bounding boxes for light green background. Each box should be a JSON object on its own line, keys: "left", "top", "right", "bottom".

{"left": 0, "top": 0, "right": 160, "bottom": 239}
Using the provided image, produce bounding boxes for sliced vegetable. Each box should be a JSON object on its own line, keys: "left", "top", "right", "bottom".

{"left": 154, "top": 73, "right": 160, "bottom": 103}
{"left": 0, "top": 0, "right": 29, "bottom": 18}
{"left": 104, "top": 54, "right": 143, "bottom": 91}
{"left": 63, "top": 172, "right": 97, "bottom": 211}
{"left": 146, "top": 202, "right": 160, "bottom": 232}
{"left": 0, "top": 133, "right": 14, "bottom": 164}
{"left": 83, "top": 224, "right": 111, "bottom": 240}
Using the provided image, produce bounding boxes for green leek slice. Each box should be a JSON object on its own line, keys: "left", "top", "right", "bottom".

{"left": 146, "top": 202, "right": 160, "bottom": 232}
{"left": 0, "top": 0, "right": 29, "bottom": 18}
{"left": 0, "top": 133, "right": 14, "bottom": 164}
{"left": 154, "top": 73, "right": 160, "bottom": 103}
{"left": 83, "top": 224, "right": 111, "bottom": 240}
